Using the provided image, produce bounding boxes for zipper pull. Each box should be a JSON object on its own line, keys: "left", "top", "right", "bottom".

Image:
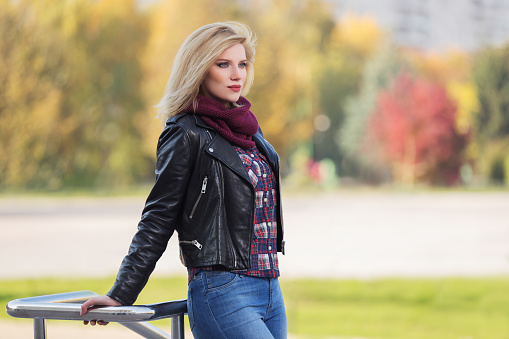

{"left": 201, "top": 177, "right": 208, "bottom": 194}
{"left": 192, "top": 240, "right": 203, "bottom": 250}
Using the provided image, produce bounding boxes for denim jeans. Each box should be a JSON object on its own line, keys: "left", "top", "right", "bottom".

{"left": 187, "top": 271, "right": 287, "bottom": 339}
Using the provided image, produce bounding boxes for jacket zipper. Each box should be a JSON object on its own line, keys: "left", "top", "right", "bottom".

{"left": 189, "top": 176, "right": 208, "bottom": 219}
{"left": 179, "top": 240, "right": 203, "bottom": 250}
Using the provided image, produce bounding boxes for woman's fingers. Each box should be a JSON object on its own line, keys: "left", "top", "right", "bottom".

{"left": 80, "top": 298, "right": 95, "bottom": 316}
{"left": 80, "top": 295, "right": 122, "bottom": 326}
{"left": 83, "top": 320, "right": 107, "bottom": 325}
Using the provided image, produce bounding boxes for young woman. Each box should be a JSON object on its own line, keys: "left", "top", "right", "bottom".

{"left": 80, "top": 22, "right": 287, "bottom": 338}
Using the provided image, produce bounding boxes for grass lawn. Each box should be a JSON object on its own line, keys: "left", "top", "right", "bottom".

{"left": 2, "top": 276, "right": 509, "bottom": 338}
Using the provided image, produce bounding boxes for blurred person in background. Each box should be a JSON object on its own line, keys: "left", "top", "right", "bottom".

{"left": 80, "top": 21, "right": 287, "bottom": 339}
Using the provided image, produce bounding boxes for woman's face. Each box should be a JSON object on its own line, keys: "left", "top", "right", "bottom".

{"left": 200, "top": 43, "right": 247, "bottom": 106}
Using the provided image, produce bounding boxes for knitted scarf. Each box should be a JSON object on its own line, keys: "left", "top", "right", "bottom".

{"left": 185, "top": 94, "right": 259, "bottom": 149}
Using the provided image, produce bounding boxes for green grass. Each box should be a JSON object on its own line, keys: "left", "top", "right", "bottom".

{"left": 3, "top": 276, "right": 509, "bottom": 338}
{"left": 282, "top": 277, "right": 509, "bottom": 338}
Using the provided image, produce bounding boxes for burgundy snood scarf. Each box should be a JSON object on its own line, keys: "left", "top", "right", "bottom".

{"left": 184, "top": 94, "right": 259, "bottom": 149}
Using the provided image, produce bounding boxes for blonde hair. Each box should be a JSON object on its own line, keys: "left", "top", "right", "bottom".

{"left": 156, "top": 22, "right": 257, "bottom": 121}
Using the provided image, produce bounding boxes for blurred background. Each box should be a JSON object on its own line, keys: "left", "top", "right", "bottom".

{"left": 2, "top": 0, "right": 509, "bottom": 191}
{"left": 2, "top": 0, "right": 509, "bottom": 338}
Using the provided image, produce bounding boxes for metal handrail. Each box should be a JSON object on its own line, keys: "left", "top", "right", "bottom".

{"left": 6, "top": 291, "right": 188, "bottom": 339}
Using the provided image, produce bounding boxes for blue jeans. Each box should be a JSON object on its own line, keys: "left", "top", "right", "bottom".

{"left": 187, "top": 271, "right": 287, "bottom": 339}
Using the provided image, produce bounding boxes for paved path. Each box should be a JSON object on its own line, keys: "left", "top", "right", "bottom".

{"left": 1, "top": 190, "right": 508, "bottom": 280}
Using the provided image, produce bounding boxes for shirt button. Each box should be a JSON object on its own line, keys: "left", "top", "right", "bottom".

{"left": 264, "top": 198, "right": 268, "bottom": 202}
{"left": 250, "top": 154, "right": 255, "bottom": 157}
{"left": 263, "top": 174, "right": 267, "bottom": 178}
{"left": 268, "top": 246, "right": 272, "bottom": 251}
{"left": 208, "top": 147, "right": 214, "bottom": 152}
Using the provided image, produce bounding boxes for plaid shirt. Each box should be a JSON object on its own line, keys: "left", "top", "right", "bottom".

{"left": 188, "top": 146, "right": 279, "bottom": 281}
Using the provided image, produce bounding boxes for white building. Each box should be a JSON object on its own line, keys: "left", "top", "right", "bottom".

{"left": 330, "top": 0, "right": 509, "bottom": 51}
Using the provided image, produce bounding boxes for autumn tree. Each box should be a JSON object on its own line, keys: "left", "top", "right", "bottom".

{"left": 405, "top": 49, "right": 479, "bottom": 184}
{"left": 0, "top": 0, "right": 149, "bottom": 190}
{"left": 59, "top": 0, "right": 150, "bottom": 188}
{"left": 0, "top": 0, "right": 69, "bottom": 189}
{"left": 365, "top": 72, "right": 468, "bottom": 186}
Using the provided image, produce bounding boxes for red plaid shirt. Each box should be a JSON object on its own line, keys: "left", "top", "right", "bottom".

{"left": 188, "top": 146, "right": 279, "bottom": 281}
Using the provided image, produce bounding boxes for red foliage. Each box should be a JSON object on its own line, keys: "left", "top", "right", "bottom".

{"left": 366, "top": 72, "right": 468, "bottom": 185}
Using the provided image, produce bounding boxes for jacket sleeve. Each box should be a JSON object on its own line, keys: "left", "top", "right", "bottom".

{"left": 107, "top": 122, "right": 194, "bottom": 305}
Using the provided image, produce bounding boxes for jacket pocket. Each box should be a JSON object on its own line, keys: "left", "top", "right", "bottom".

{"left": 189, "top": 176, "right": 208, "bottom": 219}
{"left": 179, "top": 239, "right": 203, "bottom": 250}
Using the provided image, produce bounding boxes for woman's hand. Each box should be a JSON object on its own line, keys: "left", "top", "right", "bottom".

{"left": 80, "top": 295, "right": 122, "bottom": 326}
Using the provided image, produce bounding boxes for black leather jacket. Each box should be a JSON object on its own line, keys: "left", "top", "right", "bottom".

{"left": 108, "top": 114, "right": 285, "bottom": 305}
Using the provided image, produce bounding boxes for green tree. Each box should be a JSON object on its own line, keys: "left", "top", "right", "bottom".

{"left": 472, "top": 44, "right": 509, "bottom": 184}
{"left": 315, "top": 14, "right": 385, "bottom": 171}
{"left": 339, "top": 39, "right": 404, "bottom": 182}
{"left": 472, "top": 45, "right": 509, "bottom": 143}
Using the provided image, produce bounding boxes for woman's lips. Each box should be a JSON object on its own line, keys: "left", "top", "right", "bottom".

{"left": 228, "top": 85, "right": 241, "bottom": 92}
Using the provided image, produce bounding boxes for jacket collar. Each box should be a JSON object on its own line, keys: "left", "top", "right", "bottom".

{"left": 253, "top": 131, "right": 278, "bottom": 171}
{"left": 193, "top": 114, "right": 214, "bottom": 130}
{"left": 191, "top": 113, "right": 278, "bottom": 184}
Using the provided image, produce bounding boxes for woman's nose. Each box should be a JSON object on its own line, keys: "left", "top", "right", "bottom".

{"left": 230, "top": 66, "right": 242, "bottom": 80}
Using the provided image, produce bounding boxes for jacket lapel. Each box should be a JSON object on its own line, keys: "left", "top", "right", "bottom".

{"left": 206, "top": 134, "right": 251, "bottom": 184}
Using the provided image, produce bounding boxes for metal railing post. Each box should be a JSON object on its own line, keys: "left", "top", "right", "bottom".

{"left": 34, "top": 318, "right": 46, "bottom": 339}
{"left": 171, "top": 314, "right": 185, "bottom": 339}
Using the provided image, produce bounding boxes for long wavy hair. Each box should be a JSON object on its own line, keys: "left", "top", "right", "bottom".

{"left": 156, "top": 22, "right": 257, "bottom": 122}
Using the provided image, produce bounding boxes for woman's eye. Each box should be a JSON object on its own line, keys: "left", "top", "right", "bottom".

{"left": 239, "top": 62, "right": 247, "bottom": 68}
{"left": 217, "top": 62, "right": 229, "bottom": 68}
